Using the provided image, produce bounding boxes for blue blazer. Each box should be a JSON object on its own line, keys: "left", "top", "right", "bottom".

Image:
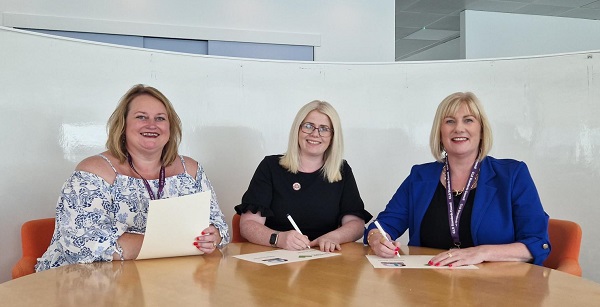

{"left": 366, "top": 156, "right": 551, "bottom": 265}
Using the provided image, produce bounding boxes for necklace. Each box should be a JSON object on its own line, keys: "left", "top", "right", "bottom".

{"left": 445, "top": 167, "right": 479, "bottom": 196}
{"left": 452, "top": 189, "right": 464, "bottom": 197}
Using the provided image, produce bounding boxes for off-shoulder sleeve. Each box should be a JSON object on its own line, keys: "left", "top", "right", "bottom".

{"left": 234, "top": 157, "right": 275, "bottom": 217}
{"left": 36, "top": 171, "right": 121, "bottom": 271}
{"left": 196, "top": 163, "right": 230, "bottom": 247}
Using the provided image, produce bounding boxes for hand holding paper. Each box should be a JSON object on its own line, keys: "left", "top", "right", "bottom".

{"left": 136, "top": 191, "right": 212, "bottom": 260}
{"left": 193, "top": 224, "right": 221, "bottom": 253}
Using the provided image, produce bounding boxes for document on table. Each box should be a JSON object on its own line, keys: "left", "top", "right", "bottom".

{"left": 234, "top": 249, "right": 340, "bottom": 266}
{"left": 366, "top": 255, "right": 478, "bottom": 269}
{"left": 136, "top": 191, "right": 211, "bottom": 260}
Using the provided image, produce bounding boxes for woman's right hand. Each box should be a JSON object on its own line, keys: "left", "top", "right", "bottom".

{"left": 277, "top": 230, "right": 311, "bottom": 250}
{"left": 367, "top": 229, "right": 400, "bottom": 258}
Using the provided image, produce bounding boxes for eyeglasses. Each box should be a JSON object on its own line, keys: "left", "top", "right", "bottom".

{"left": 300, "top": 122, "right": 333, "bottom": 137}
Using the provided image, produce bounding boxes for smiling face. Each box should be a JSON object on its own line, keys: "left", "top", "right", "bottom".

{"left": 298, "top": 110, "right": 332, "bottom": 160}
{"left": 440, "top": 103, "right": 481, "bottom": 160}
{"left": 125, "top": 94, "right": 170, "bottom": 156}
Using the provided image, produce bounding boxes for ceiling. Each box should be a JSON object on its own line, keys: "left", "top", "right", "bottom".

{"left": 395, "top": 0, "right": 600, "bottom": 60}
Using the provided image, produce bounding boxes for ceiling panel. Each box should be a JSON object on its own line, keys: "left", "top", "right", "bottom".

{"left": 533, "top": 0, "right": 598, "bottom": 7}
{"left": 395, "top": 11, "right": 446, "bottom": 28}
{"left": 560, "top": 7, "right": 600, "bottom": 18}
{"left": 583, "top": 1, "right": 600, "bottom": 8}
{"left": 514, "top": 4, "right": 574, "bottom": 16}
{"left": 464, "top": 0, "right": 528, "bottom": 13}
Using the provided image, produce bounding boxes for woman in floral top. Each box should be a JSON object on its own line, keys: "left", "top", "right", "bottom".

{"left": 36, "top": 84, "right": 229, "bottom": 271}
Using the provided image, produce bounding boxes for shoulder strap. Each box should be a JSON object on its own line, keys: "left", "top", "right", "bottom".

{"left": 98, "top": 154, "right": 118, "bottom": 175}
{"left": 179, "top": 155, "right": 188, "bottom": 173}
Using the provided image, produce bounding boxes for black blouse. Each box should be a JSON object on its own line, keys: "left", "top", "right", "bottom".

{"left": 234, "top": 155, "right": 372, "bottom": 241}
{"left": 420, "top": 182, "right": 476, "bottom": 249}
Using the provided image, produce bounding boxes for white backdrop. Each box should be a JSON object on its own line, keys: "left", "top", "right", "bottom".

{"left": 1, "top": 27, "right": 599, "bottom": 283}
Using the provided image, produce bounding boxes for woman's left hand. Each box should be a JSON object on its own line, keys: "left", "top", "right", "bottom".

{"left": 194, "top": 225, "right": 221, "bottom": 254}
{"left": 428, "top": 246, "right": 487, "bottom": 267}
{"left": 310, "top": 235, "right": 342, "bottom": 252}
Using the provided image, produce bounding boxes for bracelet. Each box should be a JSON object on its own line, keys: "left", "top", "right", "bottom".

{"left": 211, "top": 224, "right": 226, "bottom": 249}
{"left": 115, "top": 241, "right": 125, "bottom": 261}
{"left": 367, "top": 229, "right": 379, "bottom": 245}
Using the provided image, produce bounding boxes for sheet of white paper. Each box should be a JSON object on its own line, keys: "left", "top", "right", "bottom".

{"left": 234, "top": 249, "right": 340, "bottom": 266}
{"left": 366, "top": 255, "right": 478, "bottom": 269}
{"left": 136, "top": 191, "right": 211, "bottom": 260}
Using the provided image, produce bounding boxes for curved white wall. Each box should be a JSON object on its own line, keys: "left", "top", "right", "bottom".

{"left": 1, "top": 27, "right": 599, "bottom": 283}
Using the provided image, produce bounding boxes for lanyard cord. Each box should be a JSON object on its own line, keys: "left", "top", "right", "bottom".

{"left": 445, "top": 156, "right": 481, "bottom": 248}
{"left": 127, "top": 153, "right": 165, "bottom": 200}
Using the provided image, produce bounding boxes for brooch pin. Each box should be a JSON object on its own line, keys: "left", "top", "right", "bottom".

{"left": 292, "top": 182, "right": 301, "bottom": 191}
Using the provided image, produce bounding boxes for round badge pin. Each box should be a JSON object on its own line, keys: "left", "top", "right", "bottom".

{"left": 292, "top": 182, "right": 301, "bottom": 191}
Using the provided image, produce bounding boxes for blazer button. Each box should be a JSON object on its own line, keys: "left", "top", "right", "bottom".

{"left": 542, "top": 243, "right": 549, "bottom": 249}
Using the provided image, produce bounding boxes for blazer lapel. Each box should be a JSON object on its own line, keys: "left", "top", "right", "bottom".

{"left": 471, "top": 157, "right": 497, "bottom": 240}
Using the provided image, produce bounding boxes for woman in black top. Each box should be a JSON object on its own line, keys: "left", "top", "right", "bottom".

{"left": 234, "top": 100, "right": 372, "bottom": 252}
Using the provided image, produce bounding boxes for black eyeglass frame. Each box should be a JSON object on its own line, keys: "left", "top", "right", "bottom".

{"left": 299, "top": 122, "right": 333, "bottom": 137}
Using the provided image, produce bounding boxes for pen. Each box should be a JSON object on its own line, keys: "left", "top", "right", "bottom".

{"left": 374, "top": 220, "right": 401, "bottom": 258}
{"left": 287, "top": 214, "right": 303, "bottom": 235}
{"left": 287, "top": 214, "right": 310, "bottom": 249}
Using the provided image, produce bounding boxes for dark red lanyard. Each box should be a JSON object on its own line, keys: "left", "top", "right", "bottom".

{"left": 445, "top": 157, "right": 480, "bottom": 248}
{"left": 127, "top": 154, "right": 165, "bottom": 200}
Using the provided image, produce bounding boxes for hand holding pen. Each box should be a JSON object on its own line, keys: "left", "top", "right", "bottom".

{"left": 368, "top": 220, "right": 401, "bottom": 258}
{"left": 277, "top": 214, "right": 310, "bottom": 250}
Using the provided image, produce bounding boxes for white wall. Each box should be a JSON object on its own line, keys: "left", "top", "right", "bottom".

{"left": 0, "top": 0, "right": 395, "bottom": 62}
{"left": 462, "top": 10, "right": 600, "bottom": 59}
{"left": 405, "top": 10, "right": 600, "bottom": 61}
{"left": 1, "top": 28, "right": 600, "bottom": 284}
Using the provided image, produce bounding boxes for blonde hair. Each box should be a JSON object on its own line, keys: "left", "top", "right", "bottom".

{"left": 429, "top": 92, "right": 493, "bottom": 162}
{"left": 106, "top": 84, "right": 182, "bottom": 166}
{"left": 280, "top": 100, "right": 344, "bottom": 183}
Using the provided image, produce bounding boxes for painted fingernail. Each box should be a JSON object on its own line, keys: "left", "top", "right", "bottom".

{"left": 395, "top": 251, "right": 398, "bottom": 255}
{"left": 201, "top": 231, "right": 206, "bottom": 235}
{"left": 428, "top": 261, "right": 433, "bottom": 265}
{"left": 435, "top": 263, "right": 440, "bottom": 266}
{"left": 395, "top": 247, "right": 399, "bottom": 252}
{"left": 449, "top": 264, "right": 453, "bottom": 267}
{"left": 193, "top": 242, "right": 198, "bottom": 246}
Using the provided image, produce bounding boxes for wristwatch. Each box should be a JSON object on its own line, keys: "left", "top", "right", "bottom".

{"left": 269, "top": 232, "right": 279, "bottom": 247}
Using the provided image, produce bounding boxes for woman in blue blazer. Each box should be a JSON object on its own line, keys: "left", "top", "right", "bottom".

{"left": 366, "top": 92, "right": 550, "bottom": 266}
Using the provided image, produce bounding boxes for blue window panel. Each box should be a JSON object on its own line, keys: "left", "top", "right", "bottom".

{"left": 208, "top": 40, "right": 313, "bottom": 61}
{"left": 143, "top": 37, "right": 208, "bottom": 54}
{"left": 20, "top": 29, "right": 143, "bottom": 47}
{"left": 19, "top": 28, "right": 313, "bottom": 61}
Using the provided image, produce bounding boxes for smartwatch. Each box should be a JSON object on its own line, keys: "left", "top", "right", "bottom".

{"left": 269, "top": 232, "right": 279, "bottom": 247}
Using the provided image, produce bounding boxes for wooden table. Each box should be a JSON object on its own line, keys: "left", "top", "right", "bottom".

{"left": 2, "top": 243, "right": 600, "bottom": 306}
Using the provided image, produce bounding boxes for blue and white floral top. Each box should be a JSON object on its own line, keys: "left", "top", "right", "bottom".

{"left": 36, "top": 154, "right": 230, "bottom": 272}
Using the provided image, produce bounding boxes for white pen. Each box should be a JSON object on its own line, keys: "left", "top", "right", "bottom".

{"left": 374, "top": 220, "right": 401, "bottom": 258}
{"left": 287, "top": 214, "right": 310, "bottom": 249}
{"left": 287, "top": 214, "right": 303, "bottom": 235}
